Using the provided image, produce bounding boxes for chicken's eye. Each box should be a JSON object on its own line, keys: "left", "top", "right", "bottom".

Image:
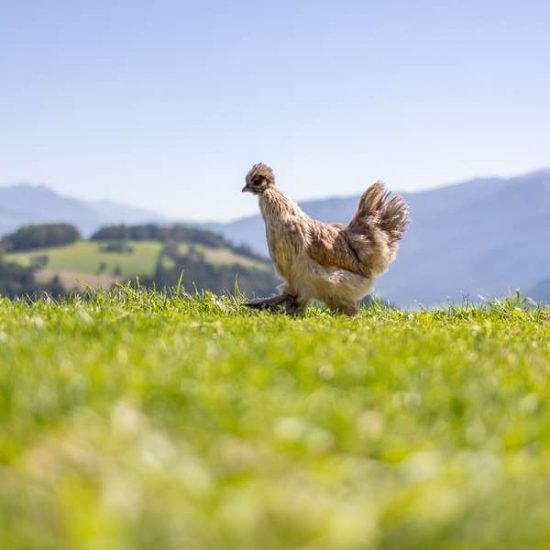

{"left": 252, "top": 178, "right": 264, "bottom": 187}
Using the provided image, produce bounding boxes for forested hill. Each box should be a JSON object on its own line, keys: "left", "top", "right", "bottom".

{"left": 0, "top": 223, "right": 278, "bottom": 298}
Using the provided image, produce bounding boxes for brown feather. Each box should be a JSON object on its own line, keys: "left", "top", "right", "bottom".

{"left": 306, "top": 223, "right": 371, "bottom": 277}
{"left": 246, "top": 163, "right": 275, "bottom": 186}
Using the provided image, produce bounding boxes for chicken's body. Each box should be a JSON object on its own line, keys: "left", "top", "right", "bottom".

{"left": 243, "top": 164, "right": 409, "bottom": 315}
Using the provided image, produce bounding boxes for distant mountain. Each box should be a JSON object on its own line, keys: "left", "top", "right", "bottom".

{"left": 87, "top": 199, "right": 163, "bottom": 227}
{"left": 207, "top": 169, "right": 550, "bottom": 306}
{"left": 528, "top": 277, "right": 550, "bottom": 303}
{"left": 0, "top": 183, "right": 163, "bottom": 237}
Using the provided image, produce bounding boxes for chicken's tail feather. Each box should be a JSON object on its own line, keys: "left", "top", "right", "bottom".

{"left": 348, "top": 182, "right": 409, "bottom": 245}
{"left": 346, "top": 182, "right": 410, "bottom": 274}
{"left": 379, "top": 190, "right": 410, "bottom": 244}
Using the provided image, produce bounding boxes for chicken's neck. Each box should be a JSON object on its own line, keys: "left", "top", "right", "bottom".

{"left": 259, "top": 187, "right": 307, "bottom": 225}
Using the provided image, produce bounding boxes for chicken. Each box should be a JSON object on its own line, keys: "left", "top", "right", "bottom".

{"left": 242, "top": 163, "right": 410, "bottom": 315}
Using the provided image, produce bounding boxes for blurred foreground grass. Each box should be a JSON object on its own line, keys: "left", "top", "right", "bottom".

{"left": 1, "top": 289, "right": 549, "bottom": 549}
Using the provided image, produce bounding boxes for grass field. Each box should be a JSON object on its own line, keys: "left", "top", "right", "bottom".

{"left": 199, "top": 247, "right": 270, "bottom": 271}
{"left": 5, "top": 241, "right": 164, "bottom": 277}
{"left": 1, "top": 290, "right": 550, "bottom": 549}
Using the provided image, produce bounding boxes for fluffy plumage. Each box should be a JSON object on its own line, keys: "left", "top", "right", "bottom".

{"left": 243, "top": 163, "right": 410, "bottom": 315}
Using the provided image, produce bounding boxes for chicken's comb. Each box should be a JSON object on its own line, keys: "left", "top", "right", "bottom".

{"left": 246, "top": 163, "right": 275, "bottom": 185}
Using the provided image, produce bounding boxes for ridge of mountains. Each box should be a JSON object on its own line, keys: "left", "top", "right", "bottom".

{"left": 206, "top": 169, "right": 550, "bottom": 305}
{"left": 1, "top": 168, "right": 549, "bottom": 305}
{"left": 0, "top": 183, "right": 163, "bottom": 236}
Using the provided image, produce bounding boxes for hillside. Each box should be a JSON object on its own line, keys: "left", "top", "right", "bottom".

{"left": 209, "top": 169, "right": 550, "bottom": 306}
{"left": 1, "top": 291, "right": 550, "bottom": 548}
{"left": 0, "top": 183, "right": 163, "bottom": 236}
{"left": 2, "top": 224, "right": 278, "bottom": 296}
{"left": 5, "top": 241, "right": 164, "bottom": 290}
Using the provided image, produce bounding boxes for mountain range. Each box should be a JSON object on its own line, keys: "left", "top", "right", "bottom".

{"left": 207, "top": 169, "right": 550, "bottom": 306}
{"left": 0, "top": 183, "right": 163, "bottom": 237}
{"left": 2, "top": 169, "right": 549, "bottom": 305}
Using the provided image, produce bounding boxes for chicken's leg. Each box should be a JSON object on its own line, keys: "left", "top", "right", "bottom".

{"left": 326, "top": 298, "right": 359, "bottom": 316}
{"left": 285, "top": 296, "right": 311, "bottom": 316}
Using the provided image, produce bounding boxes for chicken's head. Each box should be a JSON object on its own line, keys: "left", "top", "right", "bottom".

{"left": 243, "top": 163, "right": 275, "bottom": 194}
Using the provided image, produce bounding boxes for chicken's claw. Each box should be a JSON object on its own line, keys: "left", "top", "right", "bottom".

{"left": 244, "top": 293, "right": 297, "bottom": 312}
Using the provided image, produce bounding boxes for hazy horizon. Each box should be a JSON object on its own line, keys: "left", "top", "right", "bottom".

{"left": 2, "top": 0, "right": 549, "bottom": 221}
{"left": 3, "top": 163, "right": 548, "bottom": 223}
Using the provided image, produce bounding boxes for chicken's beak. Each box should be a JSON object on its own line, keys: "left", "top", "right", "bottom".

{"left": 242, "top": 185, "right": 250, "bottom": 193}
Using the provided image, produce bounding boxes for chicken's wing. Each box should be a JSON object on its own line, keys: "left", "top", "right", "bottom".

{"left": 306, "top": 223, "right": 371, "bottom": 277}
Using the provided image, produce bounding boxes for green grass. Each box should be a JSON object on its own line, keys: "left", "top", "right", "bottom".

{"left": 5, "top": 240, "right": 164, "bottom": 277}
{"left": 1, "top": 290, "right": 549, "bottom": 549}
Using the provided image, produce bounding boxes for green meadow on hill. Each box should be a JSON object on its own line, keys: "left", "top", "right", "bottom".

{"left": 5, "top": 240, "right": 164, "bottom": 277}
{"left": 1, "top": 290, "right": 549, "bottom": 549}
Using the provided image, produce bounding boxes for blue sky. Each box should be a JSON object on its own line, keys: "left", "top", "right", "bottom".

{"left": 1, "top": 0, "right": 549, "bottom": 220}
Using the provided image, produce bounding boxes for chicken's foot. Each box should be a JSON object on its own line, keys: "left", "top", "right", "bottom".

{"left": 244, "top": 293, "right": 297, "bottom": 312}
